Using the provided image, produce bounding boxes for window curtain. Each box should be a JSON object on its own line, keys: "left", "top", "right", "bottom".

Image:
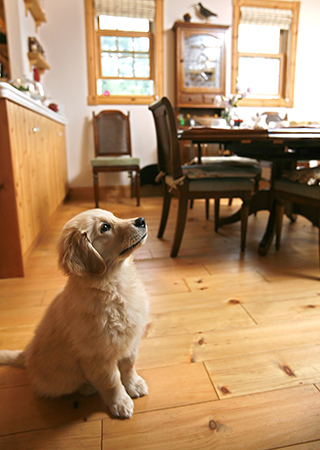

{"left": 94, "top": 0, "right": 156, "bottom": 20}
{"left": 240, "top": 7, "right": 293, "bottom": 30}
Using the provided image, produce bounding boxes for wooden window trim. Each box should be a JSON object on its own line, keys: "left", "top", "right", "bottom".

{"left": 231, "top": 0, "right": 300, "bottom": 108}
{"left": 85, "top": 0, "right": 164, "bottom": 105}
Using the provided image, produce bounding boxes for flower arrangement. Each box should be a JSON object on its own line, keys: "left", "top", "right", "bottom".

{"left": 214, "top": 84, "right": 251, "bottom": 125}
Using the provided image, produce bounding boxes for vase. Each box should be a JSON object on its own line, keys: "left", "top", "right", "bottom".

{"left": 222, "top": 107, "right": 235, "bottom": 127}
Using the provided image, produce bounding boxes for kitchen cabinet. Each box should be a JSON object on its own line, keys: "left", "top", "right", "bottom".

{"left": 0, "top": 82, "right": 68, "bottom": 278}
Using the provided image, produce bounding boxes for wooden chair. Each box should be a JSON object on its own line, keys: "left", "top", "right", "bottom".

{"left": 91, "top": 110, "right": 140, "bottom": 207}
{"left": 149, "top": 97, "right": 254, "bottom": 257}
{"left": 274, "top": 178, "right": 320, "bottom": 267}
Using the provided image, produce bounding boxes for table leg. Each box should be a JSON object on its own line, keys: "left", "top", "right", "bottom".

{"left": 217, "top": 188, "right": 277, "bottom": 255}
{"left": 257, "top": 199, "right": 277, "bottom": 256}
{"left": 197, "top": 143, "right": 201, "bottom": 164}
{"left": 256, "top": 160, "right": 297, "bottom": 255}
{"left": 257, "top": 200, "right": 320, "bottom": 256}
{"left": 218, "top": 189, "right": 271, "bottom": 227}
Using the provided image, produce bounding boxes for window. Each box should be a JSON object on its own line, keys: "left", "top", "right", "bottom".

{"left": 232, "top": 0, "right": 300, "bottom": 107}
{"left": 85, "top": 0, "right": 164, "bottom": 105}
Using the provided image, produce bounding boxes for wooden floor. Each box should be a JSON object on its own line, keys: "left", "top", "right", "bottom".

{"left": 1, "top": 193, "right": 320, "bottom": 449}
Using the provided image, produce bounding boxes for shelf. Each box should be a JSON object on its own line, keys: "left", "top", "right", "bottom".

{"left": 28, "top": 52, "right": 50, "bottom": 75}
{"left": 24, "top": 0, "right": 46, "bottom": 31}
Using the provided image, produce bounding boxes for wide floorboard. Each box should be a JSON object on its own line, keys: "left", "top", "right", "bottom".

{"left": 1, "top": 194, "right": 320, "bottom": 449}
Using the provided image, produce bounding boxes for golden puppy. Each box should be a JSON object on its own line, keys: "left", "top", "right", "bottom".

{"left": 0, "top": 209, "right": 149, "bottom": 418}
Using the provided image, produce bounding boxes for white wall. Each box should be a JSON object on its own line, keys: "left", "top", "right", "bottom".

{"left": 292, "top": 0, "right": 320, "bottom": 121}
{"left": 3, "top": 0, "right": 320, "bottom": 188}
{"left": 4, "top": 0, "right": 35, "bottom": 79}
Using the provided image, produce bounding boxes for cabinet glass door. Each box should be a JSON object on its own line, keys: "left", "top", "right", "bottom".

{"left": 184, "top": 34, "right": 222, "bottom": 89}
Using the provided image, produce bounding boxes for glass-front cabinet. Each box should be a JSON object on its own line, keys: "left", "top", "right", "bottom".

{"left": 173, "top": 21, "right": 229, "bottom": 109}
{"left": 173, "top": 22, "right": 229, "bottom": 162}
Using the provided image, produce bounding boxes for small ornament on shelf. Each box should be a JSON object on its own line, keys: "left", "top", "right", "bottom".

{"left": 48, "top": 103, "right": 59, "bottom": 112}
{"left": 28, "top": 36, "right": 45, "bottom": 57}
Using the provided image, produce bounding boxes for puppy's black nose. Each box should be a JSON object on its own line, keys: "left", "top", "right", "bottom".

{"left": 134, "top": 217, "right": 146, "bottom": 228}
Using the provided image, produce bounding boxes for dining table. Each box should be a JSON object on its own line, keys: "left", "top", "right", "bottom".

{"left": 178, "top": 126, "right": 320, "bottom": 255}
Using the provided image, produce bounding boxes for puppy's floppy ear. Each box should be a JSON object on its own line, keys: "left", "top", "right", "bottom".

{"left": 58, "top": 227, "right": 106, "bottom": 276}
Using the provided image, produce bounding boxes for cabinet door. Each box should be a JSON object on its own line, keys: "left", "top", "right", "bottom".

{"left": 7, "top": 103, "right": 37, "bottom": 257}
{"left": 0, "top": 100, "right": 24, "bottom": 277}
{"left": 48, "top": 121, "right": 68, "bottom": 209}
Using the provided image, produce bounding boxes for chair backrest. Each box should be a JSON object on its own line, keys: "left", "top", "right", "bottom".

{"left": 92, "top": 110, "right": 132, "bottom": 157}
{"left": 148, "top": 97, "right": 183, "bottom": 180}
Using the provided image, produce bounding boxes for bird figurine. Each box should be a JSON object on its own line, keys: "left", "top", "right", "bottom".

{"left": 197, "top": 3, "right": 218, "bottom": 19}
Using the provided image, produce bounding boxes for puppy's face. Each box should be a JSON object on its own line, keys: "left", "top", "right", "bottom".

{"left": 58, "top": 209, "right": 147, "bottom": 276}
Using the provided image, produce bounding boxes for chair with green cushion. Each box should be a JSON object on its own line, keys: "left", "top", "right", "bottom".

{"left": 274, "top": 177, "right": 320, "bottom": 267}
{"left": 149, "top": 97, "right": 255, "bottom": 257}
{"left": 91, "top": 110, "right": 140, "bottom": 207}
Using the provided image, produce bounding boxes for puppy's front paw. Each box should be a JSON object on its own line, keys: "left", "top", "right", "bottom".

{"left": 124, "top": 375, "right": 148, "bottom": 399}
{"left": 109, "top": 392, "right": 134, "bottom": 419}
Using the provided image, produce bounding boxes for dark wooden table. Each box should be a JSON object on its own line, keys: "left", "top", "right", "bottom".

{"left": 178, "top": 127, "right": 320, "bottom": 255}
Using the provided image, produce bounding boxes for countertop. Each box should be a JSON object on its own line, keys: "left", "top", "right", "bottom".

{"left": 0, "top": 81, "right": 67, "bottom": 125}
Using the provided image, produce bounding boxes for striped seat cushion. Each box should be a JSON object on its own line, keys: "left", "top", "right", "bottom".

{"left": 182, "top": 164, "right": 261, "bottom": 179}
{"left": 190, "top": 155, "right": 260, "bottom": 166}
{"left": 165, "top": 175, "right": 254, "bottom": 193}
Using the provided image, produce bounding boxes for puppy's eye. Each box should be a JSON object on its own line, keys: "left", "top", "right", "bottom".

{"left": 100, "top": 223, "right": 111, "bottom": 233}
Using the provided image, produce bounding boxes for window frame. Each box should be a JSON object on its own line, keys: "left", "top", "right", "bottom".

{"left": 231, "top": 0, "right": 300, "bottom": 108}
{"left": 85, "top": 0, "right": 164, "bottom": 105}
{"left": 98, "top": 29, "right": 154, "bottom": 80}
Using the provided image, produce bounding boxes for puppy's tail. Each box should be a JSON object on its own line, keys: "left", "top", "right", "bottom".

{"left": 0, "top": 350, "right": 25, "bottom": 368}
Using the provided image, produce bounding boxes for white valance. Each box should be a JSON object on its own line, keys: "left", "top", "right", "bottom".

{"left": 94, "top": 0, "right": 156, "bottom": 21}
{"left": 240, "top": 6, "right": 293, "bottom": 30}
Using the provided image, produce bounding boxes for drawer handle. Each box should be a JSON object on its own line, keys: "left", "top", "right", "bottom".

{"left": 32, "top": 127, "right": 40, "bottom": 133}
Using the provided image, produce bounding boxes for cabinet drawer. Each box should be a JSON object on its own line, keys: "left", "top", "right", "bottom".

{"left": 179, "top": 94, "right": 202, "bottom": 105}
{"left": 203, "top": 94, "right": 217, "bottom": 105}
